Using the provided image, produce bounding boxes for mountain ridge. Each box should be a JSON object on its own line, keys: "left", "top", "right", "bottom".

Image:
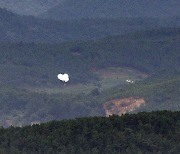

{"left": 1, "top": 7, "right": 179, "bottom": 43}
{"left": 0, "top": 0, "right": 62, "bottom": 16}
{"left": 41, "top": 0, "right": 180, "bottom": 20}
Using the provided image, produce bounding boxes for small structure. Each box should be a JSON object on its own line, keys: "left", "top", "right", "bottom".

{"left": 126, "top": 79, "right": 134, "bottom": 84}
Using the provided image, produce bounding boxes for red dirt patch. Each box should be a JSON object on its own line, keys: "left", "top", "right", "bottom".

{"left": 103, "top": 97, "right": 145, "bottom": 116}
{"left": 6, "top": 119, "right": 14, "bottom": 126}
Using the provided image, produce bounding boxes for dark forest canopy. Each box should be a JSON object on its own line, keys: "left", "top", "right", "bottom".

{"left": 0, "top": 111, "right": 179, "bottom": 153}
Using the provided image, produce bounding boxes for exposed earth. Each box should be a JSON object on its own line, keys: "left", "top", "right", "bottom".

{"left": 103, "top": 97, "right": 145, "bottom": 116}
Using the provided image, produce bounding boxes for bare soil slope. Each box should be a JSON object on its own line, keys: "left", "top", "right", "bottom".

{"left": 103, "top": 97, "right": 145, "bottom": 116}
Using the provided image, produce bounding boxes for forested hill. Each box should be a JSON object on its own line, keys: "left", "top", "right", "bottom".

{"left": 0, "top": 0, "right": 61, "bottom": 16}
{"left": 0, "top": 27, "right": 179, "bottom": 86}
{"left": 41, "top": 0, "right": 180, "bottom": 20}
{"left": 0, "top": 7, "right": 180, "bottom": 43}
{"left": 0, "top": 27, "right": 179, "bottom": 127}
{"left": 0, "top": 111, "right": 179, "bottom": 153}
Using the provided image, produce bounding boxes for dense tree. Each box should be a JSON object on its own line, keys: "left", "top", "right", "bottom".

{"left": 0, "top": 111, "right": 179, "bottom": 153}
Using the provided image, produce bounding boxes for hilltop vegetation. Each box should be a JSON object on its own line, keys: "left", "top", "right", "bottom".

{"left": 0, "top": 111, "right": 179, "bottom": 153}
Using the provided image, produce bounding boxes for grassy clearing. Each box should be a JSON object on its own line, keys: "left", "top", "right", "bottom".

{"left": 27, "top": 67, "right": 147, "bottom": 94}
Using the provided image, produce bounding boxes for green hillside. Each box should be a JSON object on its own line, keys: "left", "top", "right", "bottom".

{"left": 0, "top": 27, "right": 179, "bottom": 86}
{"left": 0, "top": 84, "right": 106, "bottom": 127}
{"left": 0, "top": 111, "right": 179, "bottom": 153}
{"left": 0, "top": 27, "right": 179, "bottom": 127}
{"left": 0, "top": 73, "right": 179, "bottom": 127}
{"left": 102, "top": 75, "right": 180, "bottom": 113}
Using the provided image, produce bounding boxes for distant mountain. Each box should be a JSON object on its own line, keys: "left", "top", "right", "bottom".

{"left": 0, "top": 0, "right": 61, "bottom": 16}
{"left": 41, "top": 0, "right": 180, "bottom": 20}
{"left": 0, "top": 8, "right": 180, "bottom": 43}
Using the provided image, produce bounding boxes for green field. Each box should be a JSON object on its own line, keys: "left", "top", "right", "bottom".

{"left": 27, "top": 67, "right": 147, "bottom": 94}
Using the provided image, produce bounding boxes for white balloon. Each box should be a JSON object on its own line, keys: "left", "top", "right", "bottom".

{"left": 57, "top": 73, "right": 69, "bottom": 82}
